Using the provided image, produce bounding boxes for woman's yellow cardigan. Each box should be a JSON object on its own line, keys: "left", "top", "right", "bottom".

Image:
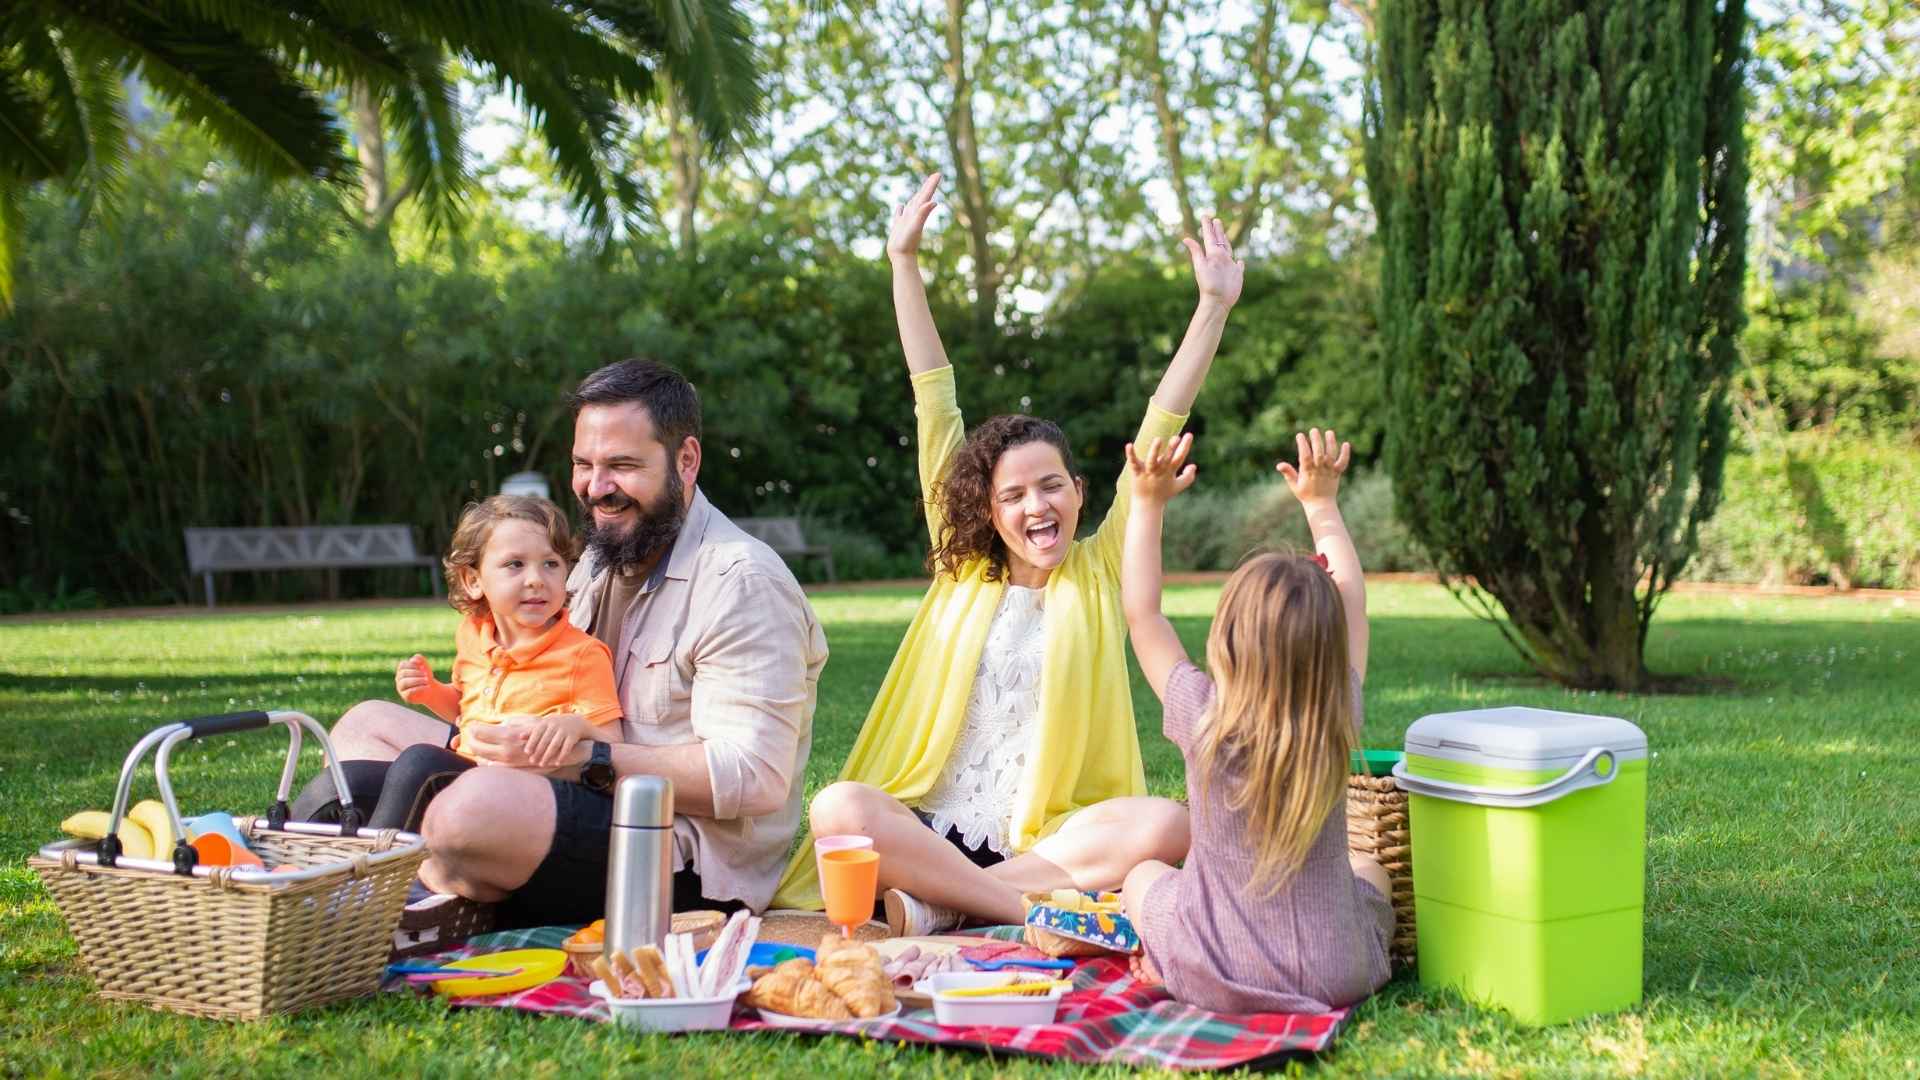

{"left": 770, "top": 365, "right": 1187, "bottom": 909}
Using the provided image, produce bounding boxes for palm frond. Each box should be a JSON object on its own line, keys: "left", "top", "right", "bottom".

{"left": 487, "top": 62, "right": 649, "bottom": 245}
{"left": 383, "top": 41, "right": 465, "bottom": 235}
{"left": 0, "top": 177, "right": 20, "bottom": 307}
{"left": 13, "top": 24, "right": 125, "bottom": 210}
{"left": 338, "top": 1, "right": 659, "bottom": 103}
{"left": 587, "top": 0, "right": 764, "bottom": 148}
{"left": 0, "top": 48, "right": 68, "bottom": 182}
{"left": 48, "top": 3, "right": 351, "bottom": 181}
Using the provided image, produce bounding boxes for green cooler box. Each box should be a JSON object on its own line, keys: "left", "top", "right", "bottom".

{"left": 1392, "top": 707, "right": 1647, "bottom": 1025}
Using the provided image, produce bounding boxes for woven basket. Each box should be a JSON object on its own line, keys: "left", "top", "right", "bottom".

{"left": 32, "top": 818, "right": 425, "bottom": 1020}
{"left": 1346, "top": 772, "right": 1415, "bottom": 966}
{"left": 31, "top": 709, "right": 429, "bottom": 1020}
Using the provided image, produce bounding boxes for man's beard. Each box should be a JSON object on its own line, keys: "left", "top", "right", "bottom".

{"left": 580, "top": 469, "right": 686, "bottom": 574}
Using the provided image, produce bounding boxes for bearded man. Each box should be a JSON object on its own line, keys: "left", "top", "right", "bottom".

{"left": 293, "top": 359, "right": 827, "bottom": 949}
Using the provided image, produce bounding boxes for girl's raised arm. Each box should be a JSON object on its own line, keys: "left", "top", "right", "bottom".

{"left": 889, "top": 173, "right": 951, "bottom": 377}
{"left": 1122, "top": 434, "right": 1198, "bottom": 701}
{"left": 1278, "top": 429, "right": 1368, "bottom": 680}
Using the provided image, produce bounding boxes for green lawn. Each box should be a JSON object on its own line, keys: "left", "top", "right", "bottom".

{"left": 2, "top": 581, "right": 1915, "bottom": 1077}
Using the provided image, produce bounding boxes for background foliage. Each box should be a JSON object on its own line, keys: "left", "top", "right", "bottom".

{"left": 1, "top": 0, "right": 1916, "bottom": 614}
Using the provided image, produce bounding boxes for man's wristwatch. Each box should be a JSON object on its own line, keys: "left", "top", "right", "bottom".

{"left": 582, "top": 741, "right": 615, "bottom": 794}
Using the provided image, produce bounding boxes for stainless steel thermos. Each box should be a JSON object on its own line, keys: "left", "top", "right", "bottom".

{"left": 605, "top": 775, "right": 673, "bottom": 959}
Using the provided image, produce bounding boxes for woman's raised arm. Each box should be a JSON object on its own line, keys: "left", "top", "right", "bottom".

{"left": 1150, "top": 216, "right": 1244, "bottom": 416}
{"left": 889, "top": 173, "right": 951, "bottom": 377}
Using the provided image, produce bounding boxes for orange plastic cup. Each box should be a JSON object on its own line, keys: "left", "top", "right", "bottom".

{"left": 819, "top": 848, "right": 880, "bottom": 938}
{"left": 190, "top": 831, "right": 265, "bottom": 869}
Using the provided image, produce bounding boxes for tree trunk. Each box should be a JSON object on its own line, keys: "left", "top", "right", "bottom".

{"left": 940, "top": 0, "right": 999, "bottom": 354}
{"left": 665, "top": 88, "right": 703, "bottom": 258}
{"left": 1141, "top": 1, "right": 1200, "bottom": 241}
{"left": 350, "top": 81, "right": 408, "bottom": 251}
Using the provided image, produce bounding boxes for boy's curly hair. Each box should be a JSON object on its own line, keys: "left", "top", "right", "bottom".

{"left": 443, "top": 495, "right": 580, "bottom": 616}
{"left": 926, "top": 414, "right": 1081, "bottom": 582}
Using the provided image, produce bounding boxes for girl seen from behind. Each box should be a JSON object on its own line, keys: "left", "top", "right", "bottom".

{"left": 1118, "top": 429, "right": 1392, "bottom": 1013}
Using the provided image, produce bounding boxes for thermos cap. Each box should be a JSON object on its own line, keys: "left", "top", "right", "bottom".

{"left": 612, "top": 774, "right": 673, "bottom": 827}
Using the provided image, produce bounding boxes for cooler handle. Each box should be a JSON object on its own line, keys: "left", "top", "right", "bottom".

{"left": 1391, "top": 747, "right": 1619, "bottom": 808}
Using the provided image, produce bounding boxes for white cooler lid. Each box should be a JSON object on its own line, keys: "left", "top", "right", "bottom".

{"left": 1404, "top": 706, "right": 1647, "bottom": 770}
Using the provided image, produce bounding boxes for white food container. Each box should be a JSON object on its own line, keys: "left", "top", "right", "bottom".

{"left": 589, "top": 977, "right": 750, "bottom": 1033}
{"left": 918, "top": 972, "right": 1067, "bottom": 1027}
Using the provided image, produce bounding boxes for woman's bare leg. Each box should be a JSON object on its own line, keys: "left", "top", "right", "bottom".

{"left": 809, "top": 786, "right": 1191, "bottom": 925}
{"left": 810, "top": 782, "right": 1028, "bottom": 924}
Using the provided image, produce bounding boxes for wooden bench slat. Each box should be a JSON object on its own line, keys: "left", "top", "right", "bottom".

{"left": 184, "top": 525, "right": 441, "bottom": 606}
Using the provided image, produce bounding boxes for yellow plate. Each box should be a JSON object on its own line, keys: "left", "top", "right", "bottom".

{"left": 429, "top": 948, "right": 567, "bottom": 998}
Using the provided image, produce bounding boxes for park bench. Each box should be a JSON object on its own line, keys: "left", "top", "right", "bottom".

{"left": 184, "top": 525, "right": 443, "bottom": 608}
{"left": 733, "top": 517, "right": 836, "bottom": 582}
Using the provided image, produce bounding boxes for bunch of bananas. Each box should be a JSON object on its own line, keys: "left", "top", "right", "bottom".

{"left": 60, "top": 801, "right": 178, "bottom": 860}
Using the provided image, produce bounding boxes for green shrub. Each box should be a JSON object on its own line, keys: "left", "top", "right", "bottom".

{"left": 1160, "top": 469, "right": 1431, "bottom": 573}
{"left": 1687, "top": 438, "right": 1920, "bottom": 589}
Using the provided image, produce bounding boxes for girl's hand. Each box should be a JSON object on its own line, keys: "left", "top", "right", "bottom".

{"left": 1125, "top": 433, "right": 1199, "bottom": 505}
{"left": 394, "top": 654, "right": 432, "bottom": 702}
{"left": 886, "top": 173, "right": 941, "bottom": 262}
{"left": 1277, "top": 428, "right": 1352, "bottom": 506}
{"left": 1179, "top": 217, "right": 1244, "bottom": 309}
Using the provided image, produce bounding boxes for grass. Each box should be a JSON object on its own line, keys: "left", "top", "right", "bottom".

{"left": 2, "top": 581, "right": 1916, "bottom": 1077}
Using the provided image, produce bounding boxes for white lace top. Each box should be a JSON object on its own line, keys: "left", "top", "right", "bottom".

{"left": 916, "top": 585, "right": 1046, "bottom": 857}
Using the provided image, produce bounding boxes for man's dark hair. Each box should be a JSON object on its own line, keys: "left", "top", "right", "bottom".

{"left": 570, "top": 358, "right": 702, "bottom": 451}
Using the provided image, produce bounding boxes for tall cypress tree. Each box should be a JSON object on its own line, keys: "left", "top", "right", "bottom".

{"left": 1365, "top": 0, "right": 1750, "bottom": 690}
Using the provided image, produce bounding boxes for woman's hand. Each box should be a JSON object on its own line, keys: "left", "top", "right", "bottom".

{"left": 1276, "top": 428, "right": 1351, "bottom": 507}
{"left": 887, "top": 173, "right": 941, "bottom": 263}
{"left": 1125, "top": 433, "right": 1199, "bottom": 506}
{"left": 1180, "top": 217, "right": 1244, "bottom": 309}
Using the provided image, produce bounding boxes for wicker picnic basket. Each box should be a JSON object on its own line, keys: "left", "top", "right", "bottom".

{"left": 30, "top": 711, "right": 427, "bottom": 1020}
{"left": 1347, "top": 760, "right": 1416, "bottom": 966}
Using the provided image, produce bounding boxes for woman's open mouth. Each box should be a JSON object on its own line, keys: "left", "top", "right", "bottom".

{"left": 1025, "top": 521, "right": 1061, "bottom": 552}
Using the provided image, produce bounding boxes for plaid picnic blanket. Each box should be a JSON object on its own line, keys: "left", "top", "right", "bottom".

{"left": 386, "top": 926, "right": 1350, "bottom": 1070}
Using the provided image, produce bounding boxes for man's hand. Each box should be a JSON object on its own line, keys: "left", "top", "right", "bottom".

{"left": 1277, "top": 428, "right": 1352, "bottom": 507}
{"left": 887, "top": 173, "right": 940, "bottom": 263}
{"left": 1180, "top": 216, "right": 1244, "bottom": 310}
{"left": 1125, "top": 433, "right": 1199, "bottom": 507}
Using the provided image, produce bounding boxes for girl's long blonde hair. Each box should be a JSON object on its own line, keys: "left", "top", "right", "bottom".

{"left": 1196, "top": 552, "right": 1355, "bottom": 896}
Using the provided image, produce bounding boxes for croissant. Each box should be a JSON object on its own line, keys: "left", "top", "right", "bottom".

{"left": 814, "top": 940, "right": 897, "bottom": 1018}
{"left": 742, "top": 966, "right": 810, "bottom": 1012}
{"left": 745, "top": 965, "right": 855, "bottom": 1019}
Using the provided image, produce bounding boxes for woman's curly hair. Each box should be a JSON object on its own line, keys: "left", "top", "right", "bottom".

{"left": 925, "top": 414, "right": 1081, "bottom": 582}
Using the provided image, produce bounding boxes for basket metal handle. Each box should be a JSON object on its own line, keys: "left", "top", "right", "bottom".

{"left": 102, "top": 710, "right": 359, "bottom": 873}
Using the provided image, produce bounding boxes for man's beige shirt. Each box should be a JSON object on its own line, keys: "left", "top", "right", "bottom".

{"left": 567, "top": 488, "right": 827, "bottom": 910}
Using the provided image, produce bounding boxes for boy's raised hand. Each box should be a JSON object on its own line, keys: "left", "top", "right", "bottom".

{"left": 1180, "top": 216, "right": 1244, "bottom": 309}
{"left": 1126, "top": 432, "right": 1199, "bottom": 504}
{"left": 395, "top": 654, "right": 433, "bottom": 702}
{"left": 1276, "top": 428, "right": 1352, "bottom": 505}
{"left": 887, "top": 173, "right": 941, "bottom": 261}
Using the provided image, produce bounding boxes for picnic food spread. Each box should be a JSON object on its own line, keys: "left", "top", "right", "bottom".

{"left": 743, "top": 935, "right": 897, "bottom": 1019}
{"left": 590, "top": 910, "right": 762, "bottom": 1001}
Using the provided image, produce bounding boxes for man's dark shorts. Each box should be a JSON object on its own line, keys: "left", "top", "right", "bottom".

{"left": 294, "top": 766, "right": 743, "bottom": 928}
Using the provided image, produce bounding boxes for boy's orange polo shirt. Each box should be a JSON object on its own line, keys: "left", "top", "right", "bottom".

{"left": 448, "top": 608, "right": 622, "bottom": 751}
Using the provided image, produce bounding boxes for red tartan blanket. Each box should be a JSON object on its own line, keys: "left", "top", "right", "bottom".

{"left": 385, "top": 926, "right": 1349, "bottom": 1070}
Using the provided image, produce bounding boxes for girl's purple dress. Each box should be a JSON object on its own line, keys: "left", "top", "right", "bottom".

{"left": 1137, "top": 660, "right": 1392, "bottom": 1013}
